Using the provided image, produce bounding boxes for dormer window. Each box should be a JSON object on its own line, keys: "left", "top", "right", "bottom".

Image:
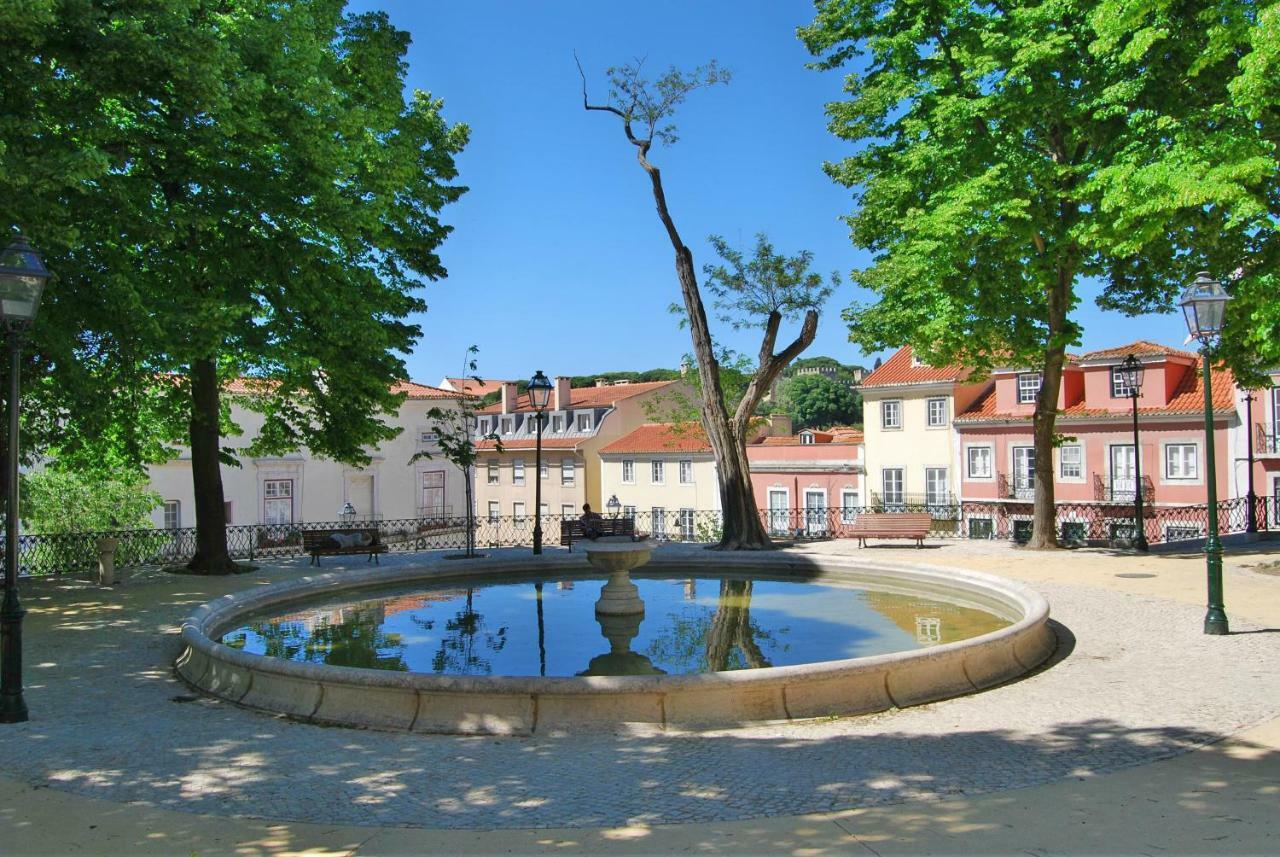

{"left": 576, "top": 412, "right": 593, "bottom": 431}
{"left": 800, "top": 431, "right": 814, "bottom": 445}
{"left": 1111, "top": 365, "right": 1136, "bottom": 398}
{"left": 500, "top": 417, "right": 514, "bottom": 434}
{"left": 1017, "top": 373, "right": 1042, "bottom": 404}
{"left": 551, "top": 414, "right": 564, "bottom": 432}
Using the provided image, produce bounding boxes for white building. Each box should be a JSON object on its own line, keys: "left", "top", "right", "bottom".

{"left": 146, "top": 380, "right": 469, "bottom": 529}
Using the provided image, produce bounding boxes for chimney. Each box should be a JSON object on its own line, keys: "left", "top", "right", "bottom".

{"left": 501, "top": 381, "right": 519, "bottom": 414}
{"left": 554, "top": 376, "right": 571, "bottom": 410}
{"left": 768, "top": 412, "right": 793, "bottom": 437}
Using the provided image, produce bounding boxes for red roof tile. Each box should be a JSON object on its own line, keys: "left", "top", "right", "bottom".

{"left": 861, "top": 346, "right": 971, "bottom": 388}
{"left": 476, "top": 438, "right": 584, "bottom": 451}
{"left": 956, "top": 365, "right": 1236, "bottom": 423}
{"left": 1079, "top": 340, "right": 1199, "bottom": 362}
{"left": 221, "top": 377, "right": 462, "bottom": 399}
{"left": 441, "top": 377, "right": 511, "bottom": 397}
{"left": 476, "top": 380, "right": 676, "bottom": 414}
{"left": 751, "top": 428, "right": 864, "bottom": 446}
{"left": 600, "top": 423, "right": 712, "bottom": 454}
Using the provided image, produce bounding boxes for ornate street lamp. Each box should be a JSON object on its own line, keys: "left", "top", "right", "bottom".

{"left": 339, "top": 502, "right": 357, "bottom": 526}
{"left": 0, "top": 236, "right": 51, "bottom": 724}
{"left": 606, "top": 494, "right": 621, "bottom": 518}
{"left": 1117, "top": 354, "right": 1148, "bottom": 551}
{"left": 1179, "top": 271, "right": 1232, "bottom": 635}
{"left": 526, "top": 370, "right": 553, "bottom": 554}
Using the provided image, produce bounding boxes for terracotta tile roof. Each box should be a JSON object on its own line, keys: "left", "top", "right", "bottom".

{"left": 1079, "top": 340, "right": 1200, "bottom": 362}
{"left": 476, "top": 380, "right": 676, "bottom": 414}
{"left": 861, "top": 346, "right": 971, "bottom": 388}
{"left": 441, "top": 377, "right": 511, "bottom": 397}
{"left": 600, "top": 423, "right": 712, "bottom": 454}
{"left": 475, "top": 438, "right": 584, "bottom": 451}
{"left": 955, "top": 366, "right": 1236, "bottom": 423}
{"left": 221, "top": 377, "right": 462, "bottom": 399}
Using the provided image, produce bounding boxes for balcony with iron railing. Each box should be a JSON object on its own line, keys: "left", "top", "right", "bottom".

{"left": 868, "top": 491, "right": 958, "bottom": 518}
{"left": 1257, "top": 423, "right": 1280, "bottom": 456}
{"left": 996, "top": 472, "right": 1036, "bottom": 501}
{"left": 1092, "top": 473, "right": 1155, "bottom": 503}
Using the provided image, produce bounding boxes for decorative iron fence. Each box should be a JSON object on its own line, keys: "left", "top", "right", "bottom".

{"left": 9, "top": 495, "right": 1272, "bottom": 577}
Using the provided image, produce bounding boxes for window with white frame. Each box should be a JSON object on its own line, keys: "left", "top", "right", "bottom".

{"left": 926, "top": 397, "right": 947, "bottom": 427}
{"left": 163, "top": 500, "right": 181, "bottom": 530}
{"left": 1059, "top": 444, "right": 1083, "bottom": 479}
{"left": 882, "top": 468, "right": 904, "bottom": 505}
{"left": 540, "top": 459, "right": 548, "bottom": 479}
{"left": 263, "top": 479, "right": 293, "bottom": 525}
{"left": 679, "top": 459, "right": 693, "bottom": 484}
{"left": 540, "top": 502, "right": 549, "bottom": 518}
{"left": 800, "top": 431, "right": 814, "bottom": 445}
{"left": 967, "top": 446, "right": 993, "bottom": 479}
{"left": 623, "top": 505, "right": 636, "bottom": 520}
{"left": 576, "top": 412, "right": 592, "bottom": 431}
{"left": 560, "top": 458, "right": 575, "bottom": 485}
{"left": 422, "top": 471, "right": 445, "bottom": 517}
{"left": 651, "top": 460, "right": 665, "bottom": 484}
{"left": 622, "top": 459, "right": 635, "bottom": 483}
{"left": 551, "top": 415, "right": 564, "bottom": 432}
{"left": 487, "top": 460, "right": 499, "bottom": 484}
{"left": 651, "top": 507, "right": 667, "bottom": 538}
{"left": 678, "top": 508, "right": 695, "bottom": 540}
{"left": 841, "top": 489, "right": 860, "bottom": 523}
{"left": 925, "top": 468, "right": 948, "bottom": 506}
{"left": 1111, "top": 366, "right": 1136, "bottom": 398}
{"left": 561, "top": 504, "right": 575, "bottom": 519}
{"left": 419, "top": 429, "right": 439, "bottom": 445}
{"left": 1165, "top": 443, "right": 1198, "bottom": 479}
{"left": 487, "top": 501, "right": 500, "bottom": 523}
{"left": 1017, "top": 373, "right": 1042, "bottom": 404}
{"left": 501, "top": 417, "right": 513, "bottom": 434}
{"left": 512, "top": 458, "right": 525, "bottom": 486}
{"left": 881, "top": 400, "right": 902, "bottom": 430}
{"left": 513, "top": 501, "right": 526, "bottom": 523}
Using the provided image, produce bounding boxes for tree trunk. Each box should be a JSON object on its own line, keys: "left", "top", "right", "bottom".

{"left": 1028, "top": 267, "right": 1073, "bottom": 550}
{"left": 186, "top": 356, "right": 240, "bottom": 573}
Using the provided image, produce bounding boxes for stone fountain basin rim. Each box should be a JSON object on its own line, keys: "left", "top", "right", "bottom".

{"left": 178, "top": 552, "right": 1050, "bottom": 695}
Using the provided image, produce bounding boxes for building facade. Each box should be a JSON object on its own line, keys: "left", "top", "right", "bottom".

{"left": 598, "top": 423, "right": 721, "bottom": 541}
{"left": 147, "top": 381, "right": 469, "bottom": 529}
{"left": 747, "top": 427, "right": 865, "bottom": 537}
{"left": 1242, "top": 370, "right": 1280, "bottom": 526}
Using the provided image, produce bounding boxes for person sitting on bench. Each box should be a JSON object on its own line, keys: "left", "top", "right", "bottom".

{"left": 579, "top": 503, "right": 604, "bottom": 540}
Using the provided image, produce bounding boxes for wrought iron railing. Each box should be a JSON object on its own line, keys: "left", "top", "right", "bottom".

{"left": 1257, "top": 423, "right": 1280, "bottom": 454}
{"left": 1092, "top": 473, "right": 1155, "bottom": 503}
{"left": 7, "top": 495, "right": 1271, "bottom": 577}
{"left": 997, "top": 472, "right": 1036, "bottom": 501}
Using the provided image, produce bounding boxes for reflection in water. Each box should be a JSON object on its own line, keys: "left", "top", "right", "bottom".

{"left": 222, "top": 575, "right": 1011, "bottom": 677}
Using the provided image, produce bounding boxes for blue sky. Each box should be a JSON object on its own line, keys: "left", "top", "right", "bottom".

{"left": 352, "top": 0, "right": 1193, "bottom": 385}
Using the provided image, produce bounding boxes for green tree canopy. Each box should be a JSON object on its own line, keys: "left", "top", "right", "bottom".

{"left": 802, "top": 0, "right": 1276, "bottom": 547}
{"left": 781, "top": 373, "right": 859, "bottom": 429}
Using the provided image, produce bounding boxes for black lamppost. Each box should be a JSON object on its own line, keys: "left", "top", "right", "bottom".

{"left": 1179, "top": 271, "right": 1232, "bottom": 636}
{"left": 1118, "top": 354, "right": 1148, "bottom": 551}
{"left": 339, "top": 502, "right": 356, "bottom": 526}
{"left": 526, "top": 370, "right": 552, "bottom": 554}
{"left": 606, "top": 494, "right": 621, "bottom": 519}
{"left": 1242, "top": 391, "right": 1258, "bottom": 533}
{"left": 0, "top": 236, "right": 50, "bottom": 724}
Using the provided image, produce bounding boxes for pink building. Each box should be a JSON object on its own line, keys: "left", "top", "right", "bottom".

{"left": 746, "top": 427, "right": 865, "bottom": 537}
{"left": 1244, "top": 372, "right": 1280, "bottom": 527}
{"left": 954, "top": 341, "right": 1242, "bottom": 543}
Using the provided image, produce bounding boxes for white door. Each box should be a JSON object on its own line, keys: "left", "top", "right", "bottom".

{"left": 1111, "top": 445, "right": 1136, "bottom": 499}
{"left": 1012, "top": 447, "right": 1036, "bottom": 497}
{"left": 804, "top": 490, "right": 827, "bottom": 535}
{"left": 768, "top": 489, "right": 789, "bottom": 535}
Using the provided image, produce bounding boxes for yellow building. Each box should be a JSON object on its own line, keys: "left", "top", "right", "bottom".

{"left": 598, "top": 423, "right": 721, "bottom": 540}
{"left": 860, "top": 347, "right": 989, "bottom": 508}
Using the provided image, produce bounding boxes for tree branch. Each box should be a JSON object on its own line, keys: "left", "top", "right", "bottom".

{"left": 733, "top": 308, "right": 818, "bottom": 436}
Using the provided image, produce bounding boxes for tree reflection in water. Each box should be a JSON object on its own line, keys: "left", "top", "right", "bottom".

{"left": 416, "top": 588, "right": 508, "bottom": 675}
{"left": 645, "top": 578, "right": 779, "bottom": 673}
{"left": 226, "top": 601, "right": 409, "bottom": 671}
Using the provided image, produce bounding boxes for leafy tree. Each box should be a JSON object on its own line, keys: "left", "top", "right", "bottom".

{"left": 783, "top": 373, "right": 859, "bottom": 429}
{"left": 20, "top": 469, "right": 160, "bottom": 534}
{"left": 3, "top": 2, "right": 468, "bottom": 572}
{"left": 801, "top": 0, "right": 1275, "bottom": 547}
{"left": 576, "top": 52, "right": 836, "bottom": 548}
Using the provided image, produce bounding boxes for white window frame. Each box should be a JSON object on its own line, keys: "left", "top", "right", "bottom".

{"left": 1011, "top": 445, "right": 1036, "bottom": 495}
{"left": 561, "top": 504, "right": 575, "bottom": 520}
{"left": 575, "top": 412, "right": 593, "bottom": 431}
{"left": 487, "top": 460, "right": 499, "bottom": 485}
{"left": 421, "top": 471, "right": 446, "bottom": 516}
{"left": 651, "top": 459, "right": 665, "bottom": 484}
{"left": 966, "top": 445, "right": 993, "bottom": 480}
{"left": 1111, "top": 366, "right": 1136, "bottom": 399}
{"left": 163, "top": 500, "right": 181, "bottom": 530}
{"left": 487, "top": 501, "right": 500, "bottom": 523}
{"left": 925, "top": 467, "right": 949, "bottom": 507}
{"left": 679, "top": 459, "right": 694, "bottom": 484}
{"left": 1017, "top": 373, "right": 1042, "bottom": 404}
{"left": 622, "top": 504, "right": 637, "bottom": 520}
{"left": 804, "top": 489, "right": 828, "bottom": 535}
{"left": 651, "top": 507, "right": 667, "bottom": 539}
{"left": 1163, "top": 441, "right": 1199, "bottom": 481}
{"left": 263, "top": 479, "right": 294, "bottom": 525}
{"left": 840, "top": 489, "right": 860, "bottom": 524}
{"left": 560, "top": 458, "right": 575, "bottom": 486}
{"left": 678, "top": 508, "right": 696, "bottom": 540}
{"left": 882, "top": 468, "right": 905, "bottom": 506}
{"left": 513, "top": 501, "right": 526, "bottom": 524}
{"left": 926, "top": 396, "right": 947, "bottom": 428}
{"left": 1058, "top": 443, "right": 1084, "bottom": 481}
{"left": 512, "top": 458, "right": 525, "bottom": 486}
{"left": 621, "top": 459, "right": 635, "bottom": 484}
{"left": 500, "top": 417, "right": 514, "bottom": 434}
{"left": 881, "top": 399, "right": 902, "bottom": 430}
{"left": 540, "top": 459, "right": 548, "bottom": 479}
{"left": 800, "top": 431, "right": 815, "bottom": 445}
{"left": 767, "top": 488, "right": 790, "bottom": 536}
{"left": 551, "top": 414, "right": 564, "bottom": 433}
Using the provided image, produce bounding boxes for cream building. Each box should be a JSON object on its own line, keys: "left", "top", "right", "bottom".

{"left": 598, "top": 423, "right": 721, "bottom": 540}
{"left": 146, "top": 380, "right": 470, "bottom": 529}
{"left": 859, "top": 346, "right": 989, "bottom": 508}
{"left": 472, "top": 378, "right": 686, "bottom": 532}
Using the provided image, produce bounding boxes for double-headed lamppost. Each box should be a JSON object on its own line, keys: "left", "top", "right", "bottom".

{"left": 526, "top": 371, "right": 553, "bottom": 554}
{"left": 0, "top": 236, "right": 51, "bottom": 724}
{"left": 1179, "top": 271, "right": 1232, "bottom": 636}
{"left": 1118, "top": 354, "right": 1149, "bottom": 551}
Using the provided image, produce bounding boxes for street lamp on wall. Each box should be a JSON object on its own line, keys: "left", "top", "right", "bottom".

{"left": 1179, "top": 271, "right": 1232, "bottom": 636}
{"left": 1117, "top": 354, "right": 1148, "bottom": 552}
{"left": 0, "top": 236, "right": 51, "bottom": 724}
{"left": 526, "top": 370, "right": 553, "bottom": 555}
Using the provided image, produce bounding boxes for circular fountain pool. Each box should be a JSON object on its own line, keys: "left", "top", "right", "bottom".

{"left": 177, "top": 552, "right": 1054, "bottom": 734}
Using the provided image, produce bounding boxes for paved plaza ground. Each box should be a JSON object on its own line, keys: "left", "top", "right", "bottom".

{"left": 0, "top": 537, "right": 1277, "bottom": 855}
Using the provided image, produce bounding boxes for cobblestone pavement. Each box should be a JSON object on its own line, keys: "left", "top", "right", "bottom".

{"left": 8, "top": 546, "right": 1279, "bottom": 830}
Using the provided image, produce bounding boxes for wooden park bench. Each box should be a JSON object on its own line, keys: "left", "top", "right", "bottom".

{"left": 302, "top": 527, "right": 388, "bottom": 566}
{"left": 846, "top": 513, "right": 933, "bottom": 548}
{"left": 560, "top": 517, "right": 636, "bottom": 551}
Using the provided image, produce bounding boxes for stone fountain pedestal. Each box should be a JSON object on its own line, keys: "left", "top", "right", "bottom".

{"left": 582, "top": 537, "right": 656, "bottom": 616}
